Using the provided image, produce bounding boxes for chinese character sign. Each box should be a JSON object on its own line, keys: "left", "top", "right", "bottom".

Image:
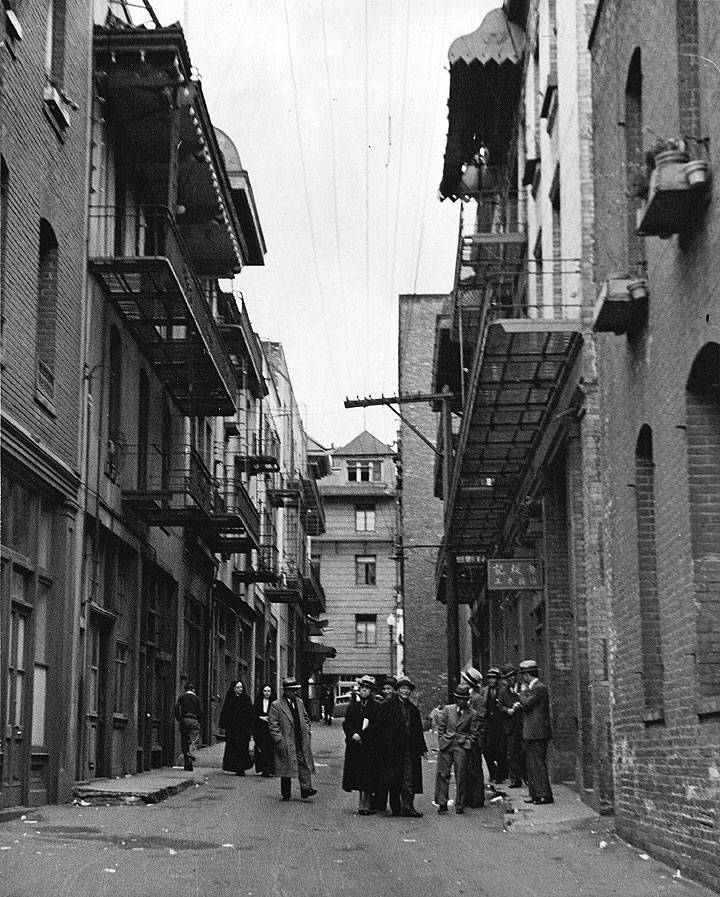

{"left": 487, "top": 559, "right": 542, "bottom": 590}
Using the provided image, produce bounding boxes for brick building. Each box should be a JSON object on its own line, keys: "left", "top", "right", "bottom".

{"left": 315, "top": 432, "right": 400, "bottom": 694}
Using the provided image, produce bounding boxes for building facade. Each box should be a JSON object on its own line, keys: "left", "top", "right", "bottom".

{"left": 315, "top": 432, "right": 400, "bottom": 695}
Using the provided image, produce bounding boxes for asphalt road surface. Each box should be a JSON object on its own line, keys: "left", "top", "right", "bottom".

{"left": 0, "top": 725, "right": 716, "bottom": 897}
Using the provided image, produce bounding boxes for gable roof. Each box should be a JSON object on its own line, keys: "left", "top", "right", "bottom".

{"left": 336, "top": 430, "right": 394, "bottom": 457}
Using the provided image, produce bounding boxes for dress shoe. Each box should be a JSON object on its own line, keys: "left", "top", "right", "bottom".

{"left": 437, "top": 804, "right": 448, "bottom": 815}
{"left": 236, "top": 771, "right": 245, "bottom": 776}
{"left": 535, "top": 797, "right": 554, "bottom": 804}
{"left": 280, "top": 795, "right": 290, "bottom": 801}
{"left": 455, "top": 806, "right": 464, "bottom": 815}
{"left": 301, "top": 788, "right": 318, "bottom": 799}
{"left": 524, "top": 797, "right": 536, "bottom": 803}
{"left": 358, "top": 809, "right": 371, "bottom": 816}
{"left": 401, "top": 808, "right": 423, "bottom": 818}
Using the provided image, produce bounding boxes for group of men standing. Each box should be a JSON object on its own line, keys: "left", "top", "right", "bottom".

{"left": 435, "top": 659, "right": 553, "bottom": 813}
{"left": 342, "top": 674, "right": 427, "bottom": 817}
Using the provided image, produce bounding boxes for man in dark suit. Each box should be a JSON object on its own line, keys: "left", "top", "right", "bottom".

{"left": 515, "top": 660, "right": 554, "bottom": 804}
{"left": 497, "top": 663, "right": 525, "bottom": 788}
{"left": 373, "top": 675, "right": 427, "bottom": 817}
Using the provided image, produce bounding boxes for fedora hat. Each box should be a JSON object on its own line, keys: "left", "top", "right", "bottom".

{"left": 358, "top": 675, "right": 376, "bottom": 689}
{"left": 486, "top": 666, "right": 501, "bottom": 678}
{"left": 454, "top": 683, "right": 471, "bottom": 699}
{"left": 281, "top": 676, "right": 301, "bottom": 689}
{"left": 396, "top": 676, "right": 415, "bottom": 690}
{"left": 518, "top": 659, "right": 538, "bottom": 672}
{"left": 500, "top": 664, "right": 516, "bottom": 678}
{"left": 382, "top": 675, "right": 397, "bottom": 689}
{"left": 460, "top": 667, "right": 483, "bottom": 688}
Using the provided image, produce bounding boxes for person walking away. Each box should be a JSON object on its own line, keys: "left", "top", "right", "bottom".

{"left": 268, "top": 677, "right": 317, "bottom": 801}
{"left": 219, "top": 680, "right": 254, "bottom": 775}
{"left": 497, "top": 664, "right": 525, "bottom": 788}
{"left": 252, "top": 684, "right": 276, "bottom": 776}
{"left": 483, "top": 667, "right": 508, "bottom": 785}
{"left": 322, "top": 687, "right": 335, "bottom": 725}
{"left": 460, "top": 667, "right": 486, "bottom": 808}
{"left": 174, "top": 682, "right": 203, "bottom": 772}
{"left": 515, "top": 659, "right": 554, "bottom": 804}
{"left": 371, "top": 676, "right": 399, "bottom": 814}
{"left": 342, "top": 675, "right": 378, "bottom": 815}
{"left": 435, "top": 683, "right": 480, "bottom": 815}
{"left": 374, "top": 675, "right": 427, "bottom": 817}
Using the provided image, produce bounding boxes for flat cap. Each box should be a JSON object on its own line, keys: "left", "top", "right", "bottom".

{"left": 518, "top": 659, "right": 538, "bottom": 672}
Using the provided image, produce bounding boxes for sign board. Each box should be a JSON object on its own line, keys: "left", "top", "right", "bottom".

{"left": 487, "top": 558, "right": 542, "bottom": 591}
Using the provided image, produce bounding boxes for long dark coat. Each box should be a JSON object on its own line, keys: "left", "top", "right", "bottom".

{"left": 372, "top": 694, "right": 426, "bottom": 794}
{"left": 219, "top": 685, "right": 254, "bottom": 772}
{"left": 342, "top": 697, "right": 377, "bottom": 792}
{"left": 267, "top": 695, "right": 315, "bottom": 777}
{"left": 252, "top": 690, "right": 276, "bottom": 774}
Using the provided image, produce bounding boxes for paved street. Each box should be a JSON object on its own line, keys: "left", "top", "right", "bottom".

{"left": 0, "top": 725, "right": 716, "bottom": 897}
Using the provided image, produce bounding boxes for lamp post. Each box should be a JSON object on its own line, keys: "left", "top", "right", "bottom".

{"left": 386, "top": 613, "right": 396, "bottom": 677}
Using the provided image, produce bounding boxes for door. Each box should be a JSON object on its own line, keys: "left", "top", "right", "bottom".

{"left": 3, "top": 603, "right": 29, "bottom": 807}
{"left": 85, "top": 617, "right": 108, "bottom": 779}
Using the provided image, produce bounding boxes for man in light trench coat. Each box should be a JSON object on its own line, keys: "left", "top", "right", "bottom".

{"left": 268, "top": 676, "right": 317, "bottom": 801}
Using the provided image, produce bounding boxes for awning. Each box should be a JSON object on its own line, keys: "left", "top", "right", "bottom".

{"left": 439, "top": 9, "right": 526, "bottom": 201}
{"left": 445, "top": 319, "right": 582, "bottom": 557}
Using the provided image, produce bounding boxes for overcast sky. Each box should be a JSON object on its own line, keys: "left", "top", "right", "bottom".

{"left": 150, "top": 0, "right": 496, "bottom": 448}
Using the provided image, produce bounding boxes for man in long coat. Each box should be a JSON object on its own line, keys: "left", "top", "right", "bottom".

{"left": 268, "top": 677, "right": 317, "bottom": 801}
{"left": 342, "top": 674, "right": 378, "bottom": 814}
{"left": 516, "top": 659, "right": 554, "bottom": 804}
{"left": 373, "top": 675, "right": 427, "bottom": 817}
{"left": 460, "top": 667, "right": 486, "bottom": 807}
{"left": 497, "top": 663, "right": 525, "bottom": 787}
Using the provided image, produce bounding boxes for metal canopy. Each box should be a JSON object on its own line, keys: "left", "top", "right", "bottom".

{"left": 447, "top": 319, "right": 582, "bottom": 555}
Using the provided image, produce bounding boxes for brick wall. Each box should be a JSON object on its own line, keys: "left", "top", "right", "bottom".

{"left": 398, "top": 294, "right": 452, "bottom": 713}
{"left": 591, "top": 0, "right": 720, "bottom": 887}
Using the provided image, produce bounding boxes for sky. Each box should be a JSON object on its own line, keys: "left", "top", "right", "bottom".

{"left": 149, "top": 0, "right": 497, "bottom": 448}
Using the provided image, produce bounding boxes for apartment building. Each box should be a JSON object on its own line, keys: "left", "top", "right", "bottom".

{"left": 315, "top": 432, "right": 400, "bottom": 695}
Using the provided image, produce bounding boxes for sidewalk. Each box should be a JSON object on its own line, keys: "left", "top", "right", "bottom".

{"left": 71, "top": 741, "right": 226, "bottom": 806}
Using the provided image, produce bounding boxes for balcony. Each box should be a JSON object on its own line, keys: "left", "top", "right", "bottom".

{"left": 122, "top": 445, "right": 259, "bottom": 551}
{"left": 636, "top": 151, "right": 712, "bottom": 237}
{"left": 216, "top": 289, "right": 267, "bottom": 399}
{"left": 230, "top": 430, "right": 281, "bottom": 475}
{"left": 302, "top": 559, "right": 326, "bottom": 615}
{"left": 235, "top": 518, "right": 280, "bottom": 584}
{"left": 89, "top": 206, "right": 238, "bottom": 416}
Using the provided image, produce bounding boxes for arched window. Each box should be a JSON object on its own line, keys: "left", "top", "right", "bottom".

{"left": 36, "top": 218, "right": 58, "bottom": 398}
{"left": 625, "top": 49, "right": 644, "bottom": 276}
{"left": 686, "top": 343, "right": 720, "bottom": 700}
{"left": 108, "top": 326, "right": 122, "bottom": 443}
{"left": 634, "top": 425, "right": 663, "bottom": 716}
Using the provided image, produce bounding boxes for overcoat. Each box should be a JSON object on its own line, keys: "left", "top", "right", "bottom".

{"left": 267, "top": 695, "right": 316, "bottom": 777}
{"left": 219, "top": 686, "right": 254, "bottom": 772}
{"left": 342, "top": 697, "right": 377, "bottom": 792}
{"left": 373, "top": 694, "right": 426, "bottom": 794}
{"left": 517, "top": 678, "right": 552, "bottom": 741}
{"left": 252, "top": 691, "right": 276, "bottom": 774}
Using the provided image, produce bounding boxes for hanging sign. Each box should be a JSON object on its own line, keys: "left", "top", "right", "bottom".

{"left": 487, "top": 558, "right": 542, "bottom": 591}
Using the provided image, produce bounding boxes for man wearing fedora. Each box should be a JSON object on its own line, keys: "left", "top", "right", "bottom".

{"left": 435, "top": 682, "right": 480, "bottom": 815}
{"left": 342, "top": 675, "right": 378, "bottom": 815}
{"left": 515, "top": 660, "right": 554, "bottom": 804}
{"left": 373, "top": 675, "right": 427, "bottom": 817}
{"left": 459, "top": 667, "right": 486, "bottom": 808}
{"left": 483, "top": 666, "right": 508, "bottom": 785}
{"left": 497, "top": 663, "right": 525, "bottom": 788}
{"left": 268, "top": 676, "right": 317, "bottom": 802}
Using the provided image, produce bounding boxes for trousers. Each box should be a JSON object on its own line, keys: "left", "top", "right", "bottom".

{"left": 525, "top": 739, "right": 553, "bottom": 801}
{"left": 434, "top": 744, "right": 468, "bottom": 808}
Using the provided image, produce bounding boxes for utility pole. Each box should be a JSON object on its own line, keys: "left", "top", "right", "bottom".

{"left": 344, "top": 390, "right": 459, "bottom": 701}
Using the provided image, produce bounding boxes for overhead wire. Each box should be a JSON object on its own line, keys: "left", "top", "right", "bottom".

{"left": 281, "top": 0, "right": 344, "bottom": 387}
{"left": 364, "top": 0, "right": 371, "bottom": 396}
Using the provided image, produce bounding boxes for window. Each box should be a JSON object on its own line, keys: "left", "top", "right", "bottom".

{"left": 113, "top": 643, "right": 128, "bottom": 714}
{"left": 347, "top": 460, "right": 381, "bottom": 482}
{"left": 355, "top": 505, "right": 376, "bottom": 532}
{"left": 44, "top": 0, "right": 65, "bottom": 85}
{"left": 355, "top": 614, "right": 377, "bottom": 646}
{"left": 355, "top": 555, "right": 376, "bottom": 586}
{"left": 36, "top": 219, "right": 58, "bottom": 399}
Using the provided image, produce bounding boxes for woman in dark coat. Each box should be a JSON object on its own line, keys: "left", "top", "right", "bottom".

{"left": 219, "top": 680, "right": 254, "bottom": 775}
{"left": 252, "top": 683, "right": 276, "bottom": 776}
{"left": 342, "top": 675, "right": 379, "bottom": 814}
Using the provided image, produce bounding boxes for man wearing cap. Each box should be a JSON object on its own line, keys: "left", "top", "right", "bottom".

{"left": 373, "top": 675, "right": 427, "bottom": 817}
{"left": 268, "top": 677, "right": 317, "bottom": 802}
{"left": 482, "top": 667, "right": 507, "bottom": 785}
{"left": 434, "top": 683, "right": 480, "bottom": 815}
{"left": 460, "top": 667, "right": 486, "bottom": 808}
{"left": 515, "top": 660, "right": 554, "bottom": 804}
{"left": 497, "top": 664, "right": 525, "bottom": 788}
{"left": 342, "top": 675, "right": 378, "bottom": 815}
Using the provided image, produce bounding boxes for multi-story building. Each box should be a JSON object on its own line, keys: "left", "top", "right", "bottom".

{"left": 1, "top": 0, "right": 93, "bottom": 808}
{"left": 0, "top": 0, "right": 328, "bottom": 807}
{"left": 315, "top": 432, "right": 399, "bottom": 695}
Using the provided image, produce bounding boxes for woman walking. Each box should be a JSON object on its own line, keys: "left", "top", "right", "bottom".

{"left": 219, "top": 680, "right": 254, "bottom": 776}
{"left": 253, "top": 683, "right": 276, "bottom": 776}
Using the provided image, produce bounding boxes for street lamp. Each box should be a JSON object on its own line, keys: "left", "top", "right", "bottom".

{"left": 386, "top": 613, "right": 396, "bottom": 677}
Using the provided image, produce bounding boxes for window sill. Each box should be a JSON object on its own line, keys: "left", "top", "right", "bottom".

{"left": 34, "top": 387, "right": 57, "bottom": 418}
{"left": 113, "top": 714, "right": 129, "bottom": 728}
{"left": 697, "top": 696, "right": 720, "bottom": 719}
{"left": 642, "top": 706, "right": 665, "bottom": 725}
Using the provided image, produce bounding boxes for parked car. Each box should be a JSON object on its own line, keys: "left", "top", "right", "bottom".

{"left": 332, "top": 693, "right": 354, "bottom": 718}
